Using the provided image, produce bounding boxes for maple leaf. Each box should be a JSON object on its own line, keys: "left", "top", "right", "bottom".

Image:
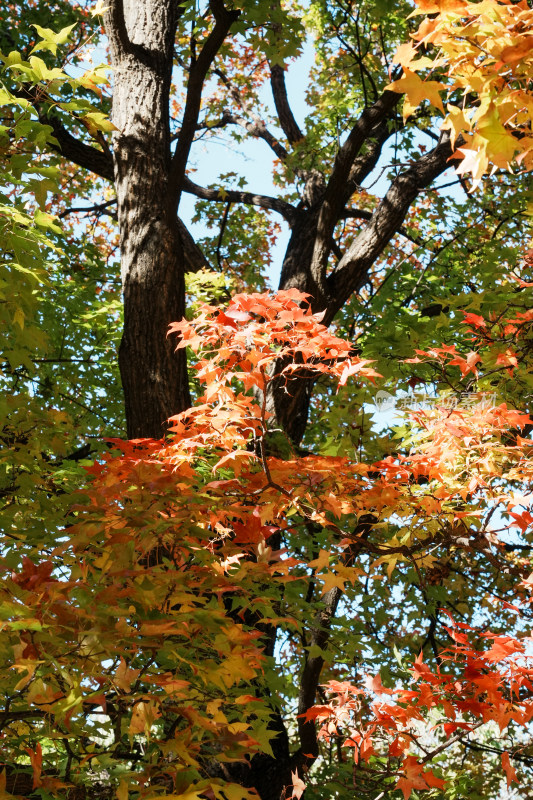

{"left": 395, "top": 757, "right": 433, "bottom": 800}
{"left": 364, "top": 673, "right": 394, "bottom": 695}
{"left": 441, "top": 104, "right": 472, "bottom": 147}
{"left": 495, "top": 350, "right": 518, "bottom": 369}
{"left": 290, "top": 770, "right": 306, "bottom": 800}
{"left": 501, "top": 752, "right": 518, "bottom": 787}
{"left": 499, "top": 36, "right": 533, "bottom": 66}
{"left": 483, "top": 636, "right": 524, "bottom": 663}
{"left": 475, "top": 105, "right": 519, "bottom": 169}
{"left": 319, "top": 570, "right": 346, "bottom": 595}
{"left": 386, "top": 69, "right": 446, "bottom": 120}
{"left": 91, "top": 0, "right": 110, "bottom": 15}
{"left": 114, "top": 658, "right": 141, "bottom": 693}
{"left": 26, "top": 744, "right": 42, "bottom": 789}
{"left": 116, "top": 780, "right": 129, "bottom": 800}
{"left": 308, "top": 549, "right": 331, "bottom": 572}
{"left": 393, "top": 41, "right": 436, "bottom": 71}
{"left": 302, "top": 705, "right": 334, "bottom": 721}
{"left": 455, "top": 147, "right": 489, "bottom": 190}
{"left": 462, "top": 312, "right": 487, "bottom": 329}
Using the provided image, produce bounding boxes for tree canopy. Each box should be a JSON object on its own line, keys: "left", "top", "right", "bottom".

{"left": 0, "top": 1, "right": 532, "bottom": 800}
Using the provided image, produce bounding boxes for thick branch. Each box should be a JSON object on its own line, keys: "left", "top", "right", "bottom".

{"left": 310, "top": 90, "right": 401, "bottom": 294}
{"left": 105, "top": 0, "right": 187, "bottom": 66}
{"left": 344, "top": 118, "right": 394, "bottom": 202}
{"left": 169, "top": 1, "right": 240, "bottom": 209}
{"left": 176, "top": 216, "right": 213, "bottom": 272}
{"left": 104, "top": 0, "right": 130, "bottom": 56}
{"left": 342, "top": 208, "right": 424, "bottom": 247}
{"left": 294, "top": 515, "right": 376, "bottom": 765}
{"left": 47, "top": 116, "right": 114, "bottom": 180}
{"left": 59, "top": 197, "right": 210, "bottom": 272}
{"left": 226, "top": 111, "right": 289, "bottom": 161}
{"left": 182, "top": 175, "right": 297, "bottom": 224}
{"left": 296, "top": 586, "right": 342, "bottom": 760}
{"left": 325, "top": 130, "right": 455, "bottom": 322}
{"left": 13, "top": 82, "right": 116, "bottom": 182}
{"left": 270, "top": 63, "right": 304, "bottom": 145}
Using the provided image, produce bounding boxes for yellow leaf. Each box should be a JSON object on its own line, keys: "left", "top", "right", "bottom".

{"left": 13, "top": 308, "right": 24, "bottom": 329}
{"left": 475, "top": 105, "right": 518, "bottom": 168}
{"left": 81, "top": 112, "right": 117, "bottom": 135}
{"left": 114, "top": 657, "right": 140, "bottom": 693}
{"left": 386, "top": 69, "right": 446, "bottom": 121}
{"left": 145, "top": 793, "right": 205, "bottom": 800}
{"left": 319, "top": 570, "right": 346, "bottom": 595}
{"left": 116, "top": 780, "right": 128, "bottom": 800}
{"left": 335, "top": 563, "right": 363, "bottom": 586}
{"left": 393, "top": 42, "right": 437, "bottom": 71}
{"left": 227, "top": 722, "right": 250, "bottom": 733}
{"left": 454, "top": 144, "right": 489, "bottom": 190}
{"left": 13, "top": 662, "right": 38, "bottom": 692}
{"left": 91, "top": 0, "right": 110, "bottom": 16}
{"left": 308, "top": 548, "right": 331, "bottom": 571}
{"left": 128, "top": 700, "right": 161, "bottom": 736}
{"left": 393, "top": 42, "right": 418, "bottom": 68}
{"left": 441, "top": 104, "right": 471, "bottom": 148}
{"left": 385, "top": 556, "right": 398, "bottom": 579}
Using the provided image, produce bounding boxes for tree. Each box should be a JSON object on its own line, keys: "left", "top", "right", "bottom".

{"left": 0, "top": 1, "right": 532, "bottom": 799}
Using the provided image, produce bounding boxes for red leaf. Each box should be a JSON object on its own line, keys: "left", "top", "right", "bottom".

{"left": 502, "top": 752, "right": 518, "bottom": 787}
{"left": 462, "top": 312, "right": 487, "bottom": 329}
{"left": 484, "top": 636, "right": 524, "bottom": 663}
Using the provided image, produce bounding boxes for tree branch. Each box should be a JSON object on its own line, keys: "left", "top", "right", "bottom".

{"left": 37, "top": 108, "right": 114, "bottom": 181}
{"left": 182, "top": 175, "right": 297, "bottom": 224}
{"left": 212, "top": 67, "right": 289, "bottom": 162}
{"left": 169, "top": 1, "right": 240, "bottom": 209}
{"left": 270, "top": 63, "right": 304, "bottom": 145}
{"left": 176, "top": 216, "right": 213, "bottom": 273}
{"left": 170, "top": 110, "right": 235, "bottom": 141}
{"left": 342, "top": 208, "right": 424, "bottom": 247}
{"left": 293, "top": 515, "right": 375, "bottom": 767}
{"left": 59, "top": 196, "right": 211, "bottom": 272}
{"left": 59, "top": 199, "right": 117, "bottom": 219}
{"left": 227, "top": 111, "right": 289, "bottom": 162}
{"left": 103, "top": 0, "right": 130, "bottom": 57}
{"left": 324, "top": 130, "right": 455, "bottom": 322}
{"left": 309, "top": 90, "right": 401, "bottom": 296}
{"left": 296, "top": 585, "right": 342, "bottom": 760}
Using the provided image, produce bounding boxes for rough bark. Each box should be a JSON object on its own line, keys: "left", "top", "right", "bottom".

{"left": 103, "top": 0, "right": 189, "bottom": 439}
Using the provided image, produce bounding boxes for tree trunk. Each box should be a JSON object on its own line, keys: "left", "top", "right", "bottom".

{"left": 105, "top": 0, "right": 190, "bottom": 439}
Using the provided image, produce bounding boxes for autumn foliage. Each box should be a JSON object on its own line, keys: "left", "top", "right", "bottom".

{"left": 388, "top": 0, "right": 533, "bottom": 187}
{"left": 1, "top": 289, "right": 532, "bottom": 799}
{"left": 1, "top": 1, "right": 533, "bottom": 799}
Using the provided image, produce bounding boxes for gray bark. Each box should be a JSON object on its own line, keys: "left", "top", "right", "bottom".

{"left": 104, "top": 0, "right": 189, "bottom": 439}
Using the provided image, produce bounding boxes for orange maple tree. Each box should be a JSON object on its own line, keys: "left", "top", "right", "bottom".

{"left": 2, "top": 289, "right": 533, "bottom": 799}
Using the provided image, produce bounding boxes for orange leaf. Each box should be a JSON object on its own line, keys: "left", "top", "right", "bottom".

{"left": 502, "top": 752, "right": 518, "bottom": 787}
